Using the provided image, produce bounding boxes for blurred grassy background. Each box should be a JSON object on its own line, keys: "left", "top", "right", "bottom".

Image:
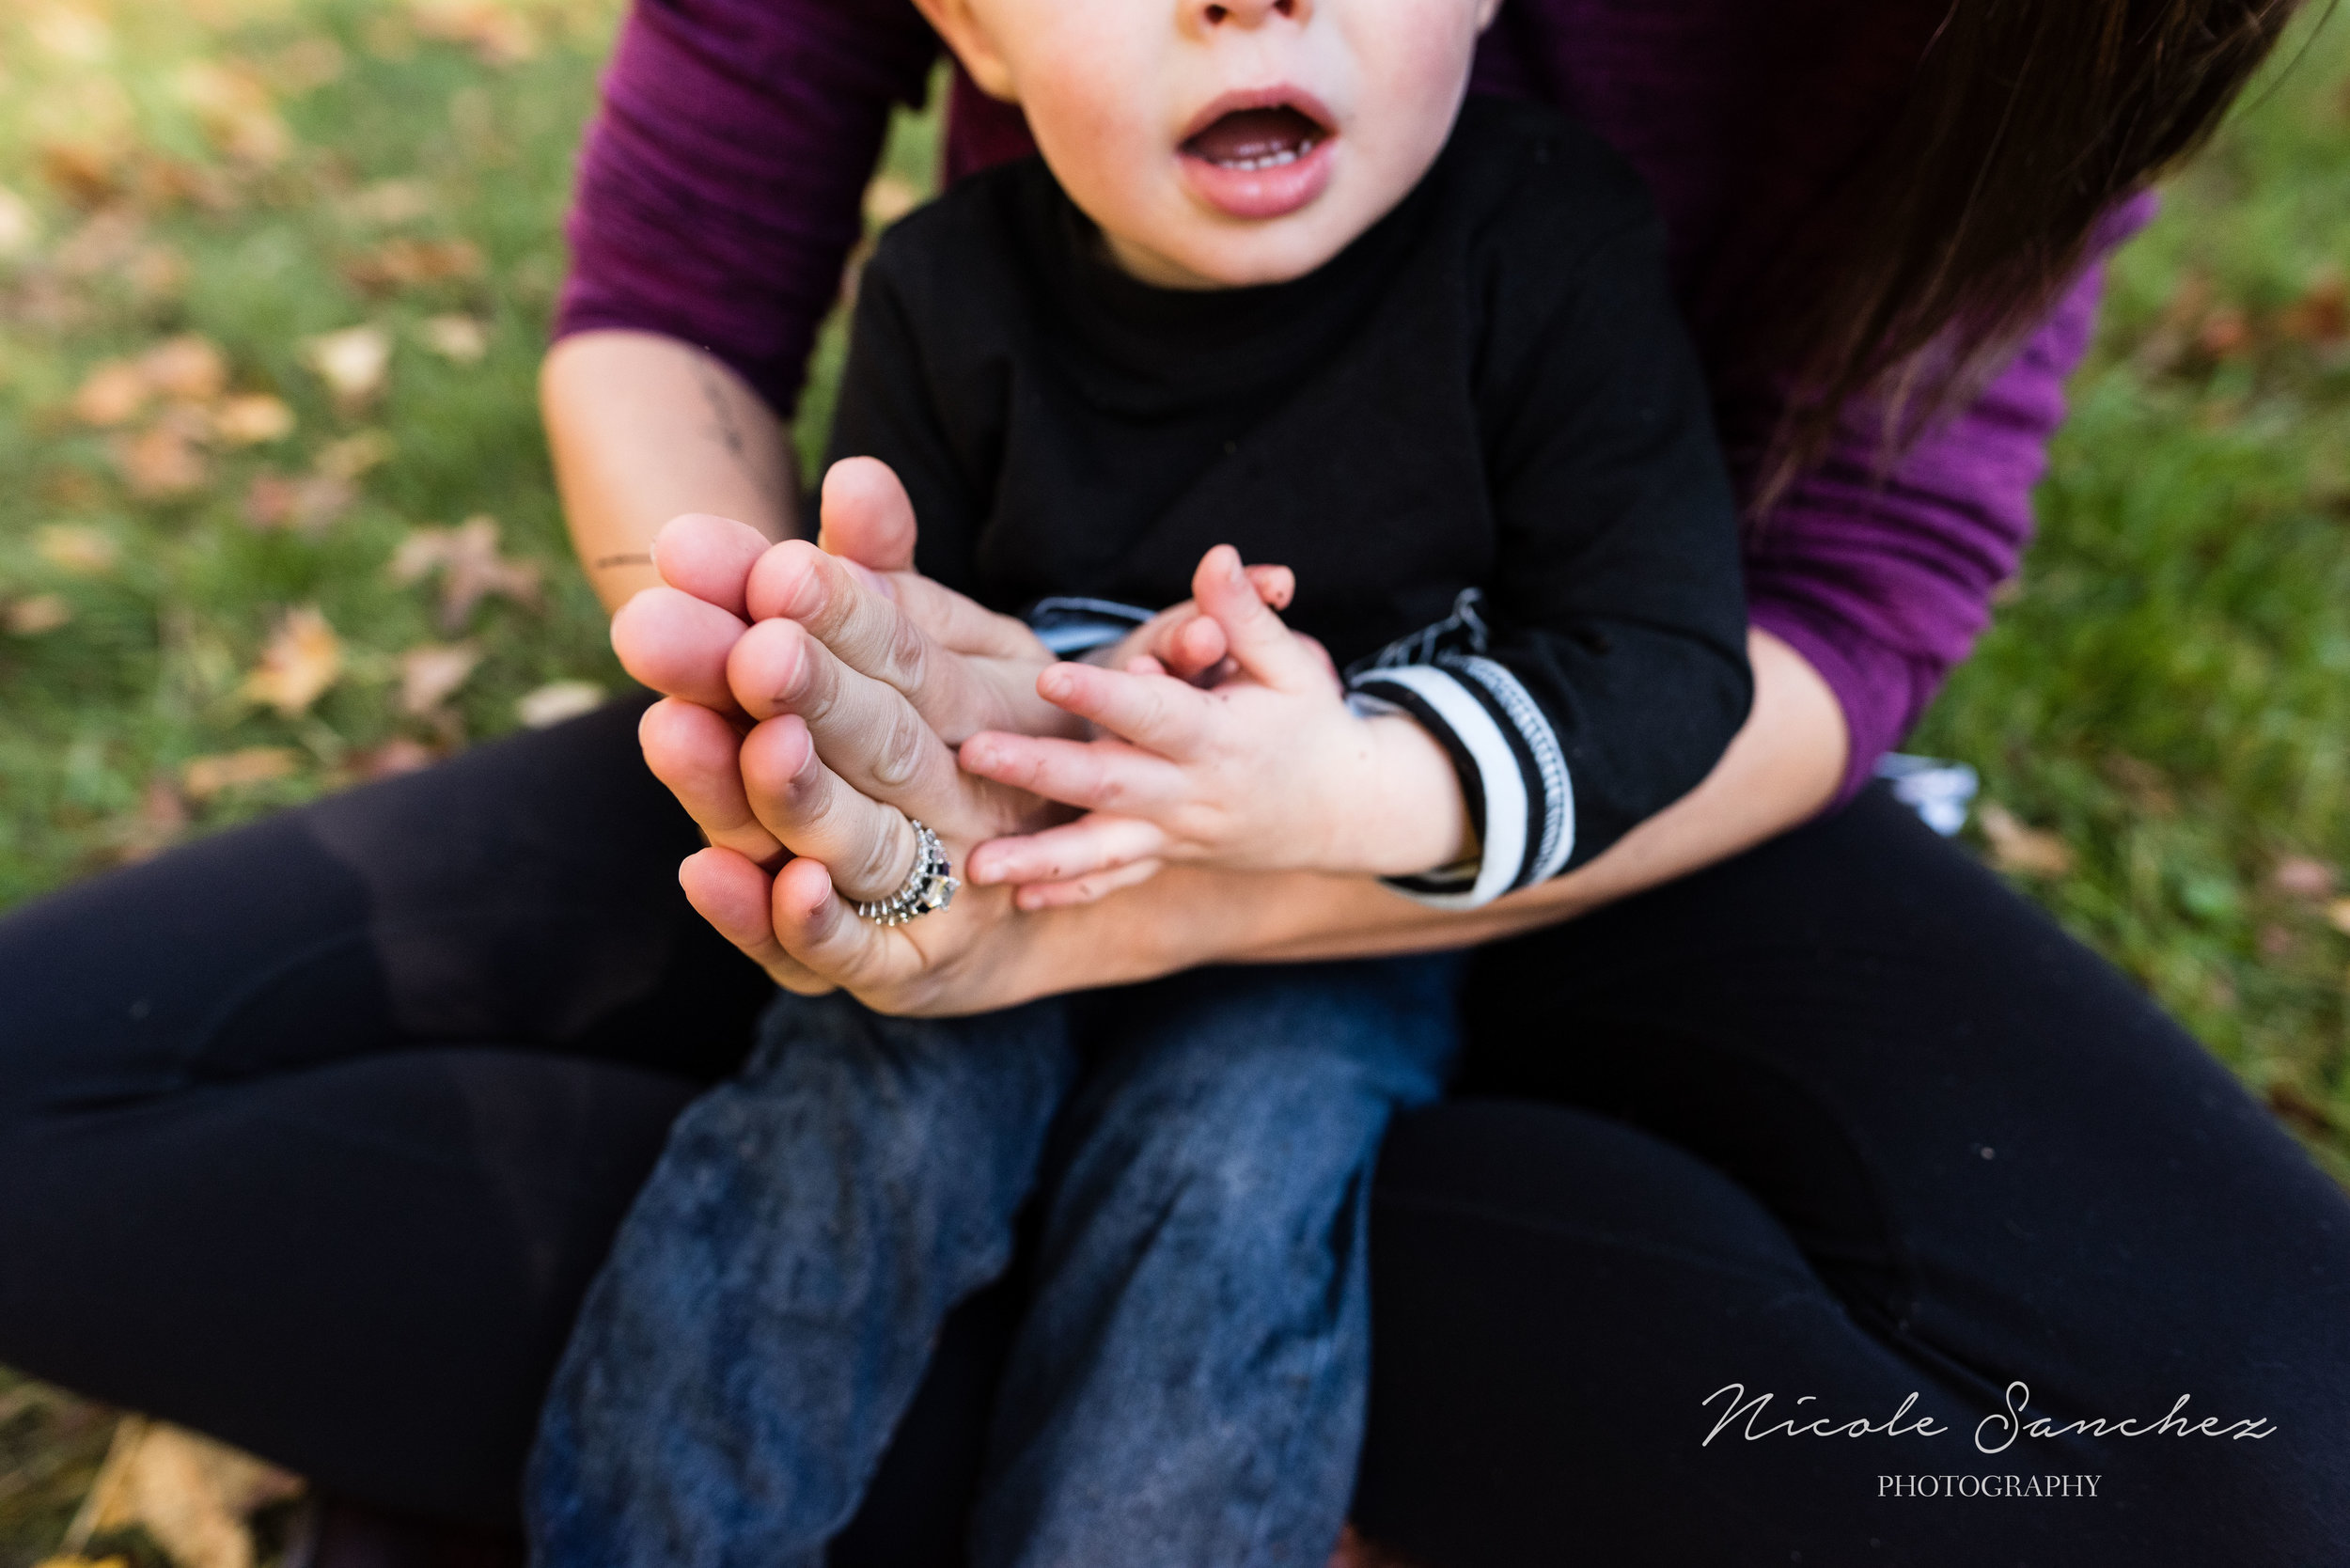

{"left": 0, "top": 0, "right": 2347, "bottom": 1560}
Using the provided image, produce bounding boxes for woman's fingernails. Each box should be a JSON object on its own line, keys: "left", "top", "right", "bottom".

{"left": 839, "top": 557, "right": 895, "bottom": 600}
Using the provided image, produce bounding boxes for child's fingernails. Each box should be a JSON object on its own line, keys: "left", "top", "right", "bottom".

{"left": 1039, "top": 665, "right": 1075, "bottom": 700}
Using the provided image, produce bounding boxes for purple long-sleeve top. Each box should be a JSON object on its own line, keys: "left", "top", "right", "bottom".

{"left": 556, "top": 0, "right": 2144, "bottom": 803}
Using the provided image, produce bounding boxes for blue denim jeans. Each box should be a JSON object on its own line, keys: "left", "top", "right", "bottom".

{"left": 526, "top": 955, "right": 1463, "bottom": 1568}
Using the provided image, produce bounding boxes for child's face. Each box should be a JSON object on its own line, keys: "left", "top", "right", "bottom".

{"left": 919, "top": 0, "right": 1502, "bottom": 290}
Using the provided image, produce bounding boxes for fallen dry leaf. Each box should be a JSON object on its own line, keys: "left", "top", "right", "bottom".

{"left": 64, "top": 1418, "right": 304, "bottom": 1568}
{"left": 2198, "top": 305, "right": 2252, "bottom": 361}
{"left": 2327, "top": 898, "right": 2350, "bottom": 938}
{"left": 242, "top": 469, "right": 353, "bottom": 532}
{"left": 266, "top": 35, "right": 348, "bottom": 94}
{"left": 5, "top": 594, "right": 74, "bottom": 635}
{"left": 864, "top": 173, "right": 920, "bottom": 227}
{"left": 407, "top": 0, "right": 538, "bottom": 64}
{"left": 214, "top": 393, "right": 296, "bottom": 446}
{"left": 38, "top": 524, "right": 118, "bottom": 575}
{"left": 301, "top": 324, "right": 392, "bottom": 407}
{"left": 241, "top": 605, "right": 343, "bottom": 716}
{"left": 339, "top": 178, "right": 435, "bottom": 227}
{"left": 399, "top": 640, "right": 481, "bottom": 714}
{"left": 421, "top": 312, "right": 488, "bottom": 362}
{"left": 518, "top": 679, "right": 604, "bottom": 729}
{"left": 104, "top": 776, "right": 190, "bottom": 864}
{"left": 343, "top": 235, "right": 483, "bottom": 294}
{"left": 0, "top": 184, "right": 40, "bottom": 259}
{"left": 39, "top": 140, "right": 127, "bottom": 209}
{"left": 1978, "top": 803, "right": 2075, "bottom": 879}
{"left": 182, "top": 746, "right": 302, "bottom": 799}
{"left": 71, "top": 359, "right": 149, "bottom": 426}
{"left": 315, "top": 430, "right": 395, "bottom": 479}
{"left": 55, "top": 211, "right": 145, "bottom": 279}
{"left": 125, "top": 243, "right": 188, "bottom": 300}
{"left": 176, "top": 62, "right": 294, "bottom": 168}
{"left": 2277, "top": 269, "right": 2348, "bottom": 346}
{"left": 110, "top": 410, "right": 212, "bottom": 499}
{"left": 31, "top": 2, "right": 112, "bottom": 62}
{"left": 2272, "top": 855, "right": 2339, "bottom": 902}
{"left": 389, "top": 515, "right": 540, "bottom": 632}
{"left": 138, "top": 334, "right": 228, "bottom": 402}
{"left": 349, "top": 736, "right": 441, "bottom": 780}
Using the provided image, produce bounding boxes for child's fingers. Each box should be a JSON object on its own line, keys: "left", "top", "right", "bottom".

{"left": 964, "top": 813, "right": 1168, "bottom": 886}
{"left": 1193, "top": 545, "right": 1328, "bottom": 692}
{"left": 1013, "top": 857, "right": 1165, "bottom": 910}
{"left": 959, "top": 730, "right": 1185, "bottom": 814}
{"left": 1245, "top": 562, "right": 1295, "bottom": 611}
{"left": 1034, "top": 662, "right": 1211, "bottom": 756}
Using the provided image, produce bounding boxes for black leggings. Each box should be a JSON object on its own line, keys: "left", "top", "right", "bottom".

{"left": 1, "top": 699, "right": 2343, "bottom": 1565}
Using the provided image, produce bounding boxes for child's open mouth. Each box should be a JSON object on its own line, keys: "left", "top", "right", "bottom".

{"left": 1183, "top": 105, "right": 1325, "bottom": 172}
{"left": 1178, "top": 93, "right": 1337, "bottom": 221}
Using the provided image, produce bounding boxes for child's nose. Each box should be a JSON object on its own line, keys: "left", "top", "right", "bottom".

{"left": 1196, "top": 0, "right": 1308, "bottom": 30}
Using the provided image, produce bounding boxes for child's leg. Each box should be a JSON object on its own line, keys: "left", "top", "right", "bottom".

{"left": 527, "top": 990, "right": 1079, "bottom": 1568}
{"left": 970, "top": 955, "right": 1465, "bottom": 1568}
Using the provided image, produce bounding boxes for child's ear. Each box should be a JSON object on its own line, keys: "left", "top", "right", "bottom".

{"left": 908, "top": 0, "right": 1020, "bottom": 102}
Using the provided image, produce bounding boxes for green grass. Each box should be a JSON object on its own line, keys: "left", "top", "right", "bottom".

{"left": 1911, "top": 8, "right": 2350, "bottom": 1184}
{"left": 0, "top": 1, "right": 2347, "bottom": 1555}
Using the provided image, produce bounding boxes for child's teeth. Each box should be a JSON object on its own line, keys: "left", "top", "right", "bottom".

{"left": 1217, "top": 144, "right": 1308, "bottom": 172}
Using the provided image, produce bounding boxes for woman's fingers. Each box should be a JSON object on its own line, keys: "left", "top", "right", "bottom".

{"left": 966, "top": 813, "right": 1169, "bottom": 886}
{"left": 610, "top": 588, "right": 748, "bottom": 714}
{"left": 746, "top": 540, "right": 1018, "bottom": 744}
{"left": 813, "top": 456, "right": 918, "bottom": 573}
{"left": 1034, "top": 662, "right": 1211, "bottom": 756}
{"left": 639, "top": 699, "right": 784, "bottom": 866}
{"left": 1194, "top": 544, "right": 1328, "bottom": 692}
{"left": 738, "top": 713, "right": 922, "bottom": 903}
{"left": 768, "top": 855, "right": 912, "bottom": 997}
{"left": 959, "top": 729, "right": 1184, "bottom": 813}
{"left": 650, "top": 513, "right": 772, "bottom": 618}
{"left": 677, "top": 846, "right": 835, "bottom": 995}
{"left": 727, "top": 617, "right": 966, "bottom": 820}
{"left": 1010, "top": 856, "right": 1165, "bottom": 911}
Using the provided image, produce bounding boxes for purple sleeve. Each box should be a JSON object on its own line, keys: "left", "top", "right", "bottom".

{"left": 1743, "top": 193, "right": 2157, "bottom": 804}
{"left": 553, "top": 0, "right": 939, "bottom": 416}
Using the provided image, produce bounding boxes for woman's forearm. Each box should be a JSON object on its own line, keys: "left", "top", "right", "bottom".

{"left": 542, "top": 331, "right": 802, "bottom": 611}
{"left": 1011, "top": 629, "right": 1848, "bottom": 990}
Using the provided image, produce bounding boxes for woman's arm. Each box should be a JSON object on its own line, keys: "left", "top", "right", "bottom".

{"left": 544, "top": 332, "right": 800, "bottom": 610}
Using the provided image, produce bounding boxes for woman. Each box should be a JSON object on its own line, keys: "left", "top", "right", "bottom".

{"left": 0, "top": 1, "right": 2342, "bottom": 1564}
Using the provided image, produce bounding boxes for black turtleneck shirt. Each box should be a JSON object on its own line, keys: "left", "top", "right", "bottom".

{"left": 827, "top": 96, "right": 1751, "bottom": 905}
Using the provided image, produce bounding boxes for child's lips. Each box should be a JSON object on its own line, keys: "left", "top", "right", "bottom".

{"left": 1180, "top": 130, "right": 1334, "bottom": 220}
{"left": 1177, "top": 91, "right": 1337, "bottom": 221}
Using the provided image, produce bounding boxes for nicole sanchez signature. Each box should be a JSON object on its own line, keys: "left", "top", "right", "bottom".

{"left": 1702, "top": 1382, "right": 2278, "bottom": 1455}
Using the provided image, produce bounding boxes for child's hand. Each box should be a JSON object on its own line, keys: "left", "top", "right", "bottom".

{"left": 1086, "top": 561, "right": 1299, "bottom": 685}
{"left": 958, "top": 545, "right": 1472, "bottom": 908}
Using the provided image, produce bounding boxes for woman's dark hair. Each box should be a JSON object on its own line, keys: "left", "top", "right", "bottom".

{"left": 1752, "top": 0, "right": 2309, "bottom": 511}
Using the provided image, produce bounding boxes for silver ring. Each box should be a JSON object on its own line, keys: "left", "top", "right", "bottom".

{"left": 854, "top": 818, "right": 960, "bottom": 926}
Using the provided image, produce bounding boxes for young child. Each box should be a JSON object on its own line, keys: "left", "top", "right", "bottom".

{"left": 528, "top": 0, "right": 1751, "bottom": 1563}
